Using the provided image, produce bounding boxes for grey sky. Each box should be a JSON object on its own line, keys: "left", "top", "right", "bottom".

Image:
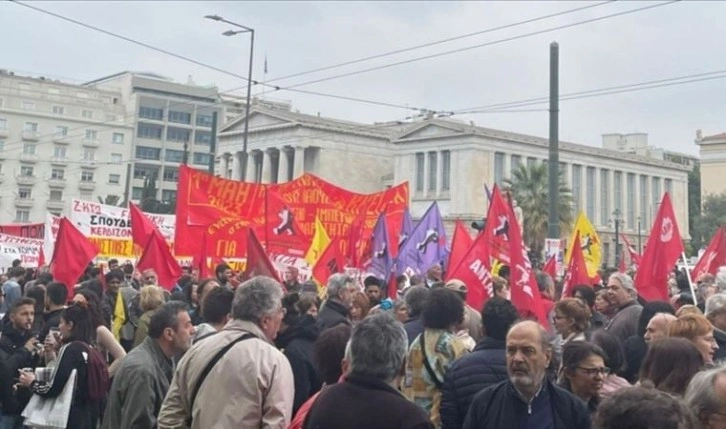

{"left": 2, "top": 1, "right": 725, "bottom": 155}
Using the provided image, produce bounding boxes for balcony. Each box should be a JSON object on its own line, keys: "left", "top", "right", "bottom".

{"left": 48, "top": 178, "right": 66, "bottom": 188}
{"left": 20, "top": 153, "right": 39, "bottom": 163}
{"left": 14, "top": 197, "right": 34, "bottom": 208}
{"left": 46, "top": 200, "right": 65, "bottom": 211}
{"left": 81, "top": 162, "right": 97, "bottom": 169}
{"left": 15, "top": 175, "right": 36, "bottom": 186}
{"left": 53, "top": 135, "right": 72, "bottom": 145}
{"left": 21, "top": 131, "right": 40, "bottom": 141}
{"left": 78, "top": 181, "right": 95, "bottom": 191}
{"left": 82, "top": 138, "right": 100, "bottom": 148}
{"left": 50, "top": 157, "right": 68, "bottom": 166}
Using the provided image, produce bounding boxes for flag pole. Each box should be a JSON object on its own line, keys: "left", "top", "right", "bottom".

{"left": 681, "top": 252, "right": 698, "bottom": 305}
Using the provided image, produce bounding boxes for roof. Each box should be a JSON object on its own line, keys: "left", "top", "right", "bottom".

{"left": 83, "top": 71, "right": 173, "bottom": 86}
{"left": 700, "top": 132, "right": 726, "bottom": 142}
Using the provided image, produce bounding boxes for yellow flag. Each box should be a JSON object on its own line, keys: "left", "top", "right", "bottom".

{"left": 111, "top": 292, "right": 126, "bottom": 341}
{"left": 566, "top": 212, "right": 602, "bottom": 277}
{"left": 305, "top": 217, "right": 331, "bottom": 267}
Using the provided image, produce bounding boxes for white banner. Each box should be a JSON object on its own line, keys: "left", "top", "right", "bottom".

{"left": 0, "top": 233, "right": 44, "bottom": 270}
{"left": 69, "top": 200, "right": 175, "bottom": 241}
{"left": 544, "top": 238, "right": 565, "bottom": 277}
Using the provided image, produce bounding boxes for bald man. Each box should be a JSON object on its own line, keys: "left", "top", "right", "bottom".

{"left": 644, "top": 313, "right": 677, "bottom": 343}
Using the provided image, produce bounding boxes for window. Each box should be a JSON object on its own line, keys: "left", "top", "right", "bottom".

{"left": 106, "top": 114, "right": 117, "bottom": 122}
{"left": 83, "top": 149, "right": 96, "bottom": 161}
{"left": 168, "top": 110, "right": 191, "bottom": 125}
{"left": 627, "top": 173, "right": 636, "bottom": 229}
{"left": 665, "top": 178, "right": 673, "bottom": 196}
{"left": 195, "top": 131, "right": 212, "bottom": 145}
{"left": 442, "top": 150, "right": 451, "bottom": 191}
{"left": 51, "top": 169, "right": 64, "bottom": 180}
{"left": 139, "top": 106, "right": 163, "bottom": 120}
{"left": 193, "top": 152, "right": 212, "bottom": 166}
{"left": 111, "top": 153, "right": 123, "bottom": 164}
{"left": 132, "top": 187, "right": 144, "bottom": 200}
{"left": 21, "top": 101, "right": 35, "bottom": 110}
{"left": 85, "top": 130, "right": 98, "bottom": 140}
{"left": 600, "top": 169, "right": 610, "bottom": 226}
{"left": 23, "top": 144, "right": 36, "bottom": 155}
{"left": 135, "top": 146, "right": 161, "bottom": 160}
{"left": 137, "top": 124, "right": 163, "bottom": 140}
{"left": 24, "top": 122, "right": 38, "bottom": 132}
{"left": 18, "top": 188, "right": 31, "bottom": 199}
{"left": 196, "top": 114, "right": 213, "bottom": 127}
{"left": 55, "top": 126, "right": 68, "bottom": 137}
{"left": 511, "top": 155, "right": 522, "bottom": 170}
{"left": 428, "top": 152, "right": 437, "bottom": 192}
{"left": 0, "top": 140, "right": 4, "bottom": 152}
{"left": 494, "top": 152, "right": 505, "bottom": 186}
{"left": 133, "top": 165, "right": 159, "bottom": 180}
{"left": 165, "top": 149, "right": 185, "bottom": 163}
{"left": 112, "top": 133, "right": 124, "bottom": 144}
{"left": 161, "top": 190, "right": 177, "bottom": 202}
{"left": 163, "top": 167, "right": 179, "bottom": 182}
{"left": 526, "top": 157, "right": 537, "bottom": 169}
{"left": 108, "top": 174, "right": 120, "bottom": 184}
{"left": 652, "top": 177, "right": 662, "bottom": 206}
{"left": 640, "top": 175, "right": 649, "bottom": 224}
{"left": 80, "top": 192, "right": 92, "bottom": 201}
{"left": 572, "top": 164, "right": 582, "bottom": 215}
{"left": 586, "top": 167, "right": 596, "bottom": 221}
{"left": 53, "top": 146, "right": 67, "bottom": 158}
{"left": 20, "top": 166, "right": 34, "bottom": 177}
{"left": 52, "top": 105, "right": 64, "bottom": 115}
{"left": 49, "top": 190, "right": 63, "bottom": 201}
{"left": 167, "top": 127, "right": 190, "bottom": 142}
{"left": 81, "top": 171, "right": 94, "bottom": 182}
{"left": 15, "top": 210, "right": 29, "bottom": 222}
{"left": 82, "top": 110, "right": 93, "bottom": 119}
{"left": 415, "top": 153, "right": 425, "bottom": 193}
{"left": 614, "top": 171, "right": 623, "bottom": 213}
{"left": 0, "top": 118, "right": 6, "bottom": 129}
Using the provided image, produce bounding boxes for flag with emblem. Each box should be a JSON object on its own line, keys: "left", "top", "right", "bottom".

{"left": 566, "top": 212, "right": 602, "bottom": 278}
{"left": 305, "top": 217, "right": 331, "bottom": 267}
{"left": 692, "top": 227, "right": 726, "bottom": 280}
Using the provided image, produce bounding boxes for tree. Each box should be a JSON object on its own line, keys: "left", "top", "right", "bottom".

{"left": 688, "top": 164, "right": 703, "bottom": 251}
{"left": 97, "top": 195, "right": 123, "bottom": 207}
{"left": 503, "top": 163, "right": 574, "bottom": 255}
{"left": 693, "top": 192, "right": 726, "bottom": 249}
{"left": 140, "top": 175, "right": 175, "bottom": 214}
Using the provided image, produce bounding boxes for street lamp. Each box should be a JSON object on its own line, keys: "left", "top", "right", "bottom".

{"left": 611, "top": 209, "right": 622, "bottom": 268}
{"left": 205, "top": 14, "right": 255, "bottom": 180}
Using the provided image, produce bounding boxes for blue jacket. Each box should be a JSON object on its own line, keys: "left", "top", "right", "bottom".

{"left": 441, "top": 337, "right": 508, "bottom": 429}
{"left": 404, "top": 317, "right": 425, "bottom": 347}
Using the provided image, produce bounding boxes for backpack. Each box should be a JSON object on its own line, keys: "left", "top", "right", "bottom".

{"left": 77, "top": 342, "right": 110, "bottom": 401}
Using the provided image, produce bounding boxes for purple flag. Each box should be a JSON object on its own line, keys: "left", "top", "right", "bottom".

{"left": 398, "top": 207, "right": 415, "bottom": 250}
{"left": 369, "top": 212, "right": 392, "bottom": 279}
{"left": 395, "top": 202, "right": 448, "bottom": 276}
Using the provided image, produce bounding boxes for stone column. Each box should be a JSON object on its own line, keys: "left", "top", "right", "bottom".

{"left": 261, "top": 149, "right": 273, "bottom": 184}
{"left": 231, "top": 152, "right": 242, "bottom": 180}
{"left": 278, "top": 147, "right": 290, "bottom": 183}
{"left": 245, "top": 151, "right": 256, "bottom": 182}
{"left": 293, "top": 146, "right": 305, "bottom": 178}
{"left": 219, "top": 153, "right": 230, "bottom": 178}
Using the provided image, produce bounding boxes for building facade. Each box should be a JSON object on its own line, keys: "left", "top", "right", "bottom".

{"left": 695, "top": 130, "right": 726, "bottom": 198}
{"left": 0, "top": 70, "right": 133, "bottom": 223}
{"left": 603, "top": 132, "right": 699, "bottom": 171}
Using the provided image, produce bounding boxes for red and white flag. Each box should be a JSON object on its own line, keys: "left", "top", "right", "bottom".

{"left": 561, "top": 234, "right": 593, "bottom": 298}
{"left": 691, "top": 227, "right": 726, "bottom": 280}
{"left": 621, "top": 234, "right": 641, "bottom": 266}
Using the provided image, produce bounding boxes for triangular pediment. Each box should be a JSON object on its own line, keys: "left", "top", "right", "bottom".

{"left": 395, "top": 122, "right": 468, "bottom": 141}
{"left": 221, "top": 110, "right": 293, "bottom": 132}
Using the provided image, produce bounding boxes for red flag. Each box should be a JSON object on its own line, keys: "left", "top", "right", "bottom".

{"left": 50, "top": 217, "right": 99, "bottom": 296}
{"left": 347, "top": 208, "right": 367, "bottom": 267}
{"left": 692, "top": 227, "right": 726, "bottom": 280}
{"left": 243, "top": 229, "right": 282, "bottom": 284}
{"left": 37, "top": 246, "right": 46, "bottom": 268}
{"left": 621, "top": 234, "right": 641, "bottom": 266}
{"left": 190, "top": 231, "right": 217, "bottom": 280}
{"left": 562, "top": 234, "right": 594, "bottom": 298}
{"left": 312, "top": 237, "right": 346, "bottom": 287}
{"left": 634, "top": 193, "right": 684, "bottom": 301}
{"left": 446, "top": 220, "right": 474, "bottom": 280}
{"left": 254, "top": 189, "right": 308, "bottom": 258}
{"left": 137, "top": 229, "right": 182, "bottom": 291}
{"left": 618, "top": 255, "right": 626, "bottom": 273}
{"left": 481, "top": 185, "right": 512, "bottom": 264}
{"left": 129, "top": 203, "right": 156, "bottom": 249}
{"left": 542, "top": 255, "right": 557, "bottom": 279}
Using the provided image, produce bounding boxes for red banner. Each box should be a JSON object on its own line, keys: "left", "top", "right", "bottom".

{"left": 0, "top": 223, "right": 45, "bottom": 239}
{"left": 175, "top": 166, "right": 409, "bottom": 261}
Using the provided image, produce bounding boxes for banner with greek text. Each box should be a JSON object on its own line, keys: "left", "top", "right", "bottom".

{"left": 0, "top": 233, "right": 44, "bottom": 270}
{"left": 0, "top": 222, "right": 46, "bottom": 239}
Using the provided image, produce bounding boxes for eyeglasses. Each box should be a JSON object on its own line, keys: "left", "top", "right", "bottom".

{"left": 553, "top": 315, "right": 568, "bottom": 320}
{"left": 577, "top": 366, "right": 611, "bottom": 376}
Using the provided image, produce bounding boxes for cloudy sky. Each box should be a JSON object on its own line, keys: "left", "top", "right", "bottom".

{"left": 2, "top": 0, "right": 725, "bottom": 155}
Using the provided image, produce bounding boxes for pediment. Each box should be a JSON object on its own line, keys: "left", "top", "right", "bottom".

{"left": 396, "top": 123, "right": 467, "bottom": 141}
{"left": 221, "top": 111, "right": 293, "bottom": 132}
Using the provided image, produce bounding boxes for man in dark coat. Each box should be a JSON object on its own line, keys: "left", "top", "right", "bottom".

{"left": 705, "top": 294, "right": 726, "bottom": 362}
{"left": 441, "top": 297, "right": 519, "bottom": 429}
{"left": 304, "top": 313, "right": 433, "bottom": 429}
{"left": 403, "top": 286, "right": 429, "bottom": 346}
{"left": 39, "top": 282, "right": 67, "bottom": 341}
{"left": 317, "top": 274, "right": 354, "bottom": 332}
{"left": 462, "top": 321, "right": 591, "bottom": 429}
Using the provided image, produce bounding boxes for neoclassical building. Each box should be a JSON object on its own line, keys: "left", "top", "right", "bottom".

{"left": 217, "top": 105, "right": 691, "bottom": 266}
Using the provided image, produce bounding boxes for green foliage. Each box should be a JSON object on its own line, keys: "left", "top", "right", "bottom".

{"left": 693, "top": 192, "right": 726, "bottom": 250}
{"left": 688, "top": 165, "right": 702, "bottom": 250}
{"left": 97, "top": 195, "right": 123, "bottom": 207}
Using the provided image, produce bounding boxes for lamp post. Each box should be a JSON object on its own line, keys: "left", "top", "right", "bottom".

{"left": 612, "top": 209, "right": 622, "bottom": 268}
{"left": 205, "top": 14, "right": 255, "bottom": 180}
{"left": 637, "top": 216, "right": 642, "bottom": 254}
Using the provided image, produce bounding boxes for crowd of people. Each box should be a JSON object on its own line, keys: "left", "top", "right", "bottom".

{"left": 1, "top": 257, "right": 726, "bottom": 429}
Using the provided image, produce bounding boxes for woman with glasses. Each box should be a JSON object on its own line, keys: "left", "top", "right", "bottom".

{"left": 559, "top": 341, "right": 609, "bottom": 415}
{"left": 552, "top": 298, "right": 591, "bottom": 363}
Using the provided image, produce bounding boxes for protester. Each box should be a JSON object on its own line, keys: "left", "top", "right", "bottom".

{"left": 639, "top": 337, "right": 704, "bottom": 396}
{"left": 193, "top": 278, "right": 221, "bottom": 325}
{"left": 184, "top": 279, "right": 200, "bottom": 321}
{"left": 282, "top": 266, "right": 301, "bottom": 294}
{"left": 684, "top": 363, "right": 726, "bottom": 428}
{"left": 141, "top": 269, "right": 158, "bottom": 287}
{"left": 704, "top": 293, "right": 726, "bottom": 362}
{"left": 364, "top": 276, "right": 383, "bottom": 307}
{"left": 38, "top": 282, "right": 67, "bottom": 341}
{"left": 552, "top": 298, "right": 591, "bottom": 362}
{"left": 491, "top": 276, "right": 511, "bottom": 300}
{"left": 536, "top": 271, "right": 556, "bottom": 322}
{"left": 102, "top": 302, "right": 194, "bottom": 429}
{"left": 394, "top": 299, "right": 408, "bottom": 323}
{"left": 404, "top": 288, "right": 471, "bottom": 427}
{"left": 24, "top": 285, "right": 46, "bottom": 333}
{"left": 426, "top": 263, "right": 443, "bottom": 287}
{"left": 595, "top": 288, "right": 615, "bottom": 319}
{"left": 317, "top": 273, "right": 355, "bottom": 331}
{"left": 303, "top": 313, "right": 434, "bottom": 429}
{"left": 595, "top": 386, "right": 699, "bottom": 429}
{"left": 623, "top": 301, "right": 676, "bottom": 382}
{"left": 133, "top": 285, "right": 166, "bottom": 347}
{"left": 462, "top": 320, "right": 591, "bottom": 429}
{"left": 193, "top": 287, "right": 234, "bottom": 342}
{"left": 572, "top": 285, "right": 608, "bottom": 329}
{"left": 441, "top": 297, "right": 519, "bottom": 429}
{"left": 605, "top": 273, "right": 643, "bottom": 343}
{"left": 668, "top": 313, "right": 720, "bottom": 366}
{"left": 103, "top": 269, "right": 138, "bottom": 350}
{"left": 403, "top": 286, "right": 430, "bottom": 346}
{"left": 215, "top": 263, "right": 233, "bottom": 289}
{"left": 0, "top": 267, "right": 25, "bottom": 314}
{"left": 589, "top": 330, "right": 631, "bottom": 398}
{"left": 350, "top": 291, "right": 370, "bottom": 324}
{"left": 644, "top": 312, "right": 678, "bottom": 343}
{"left": 71, "top": 289, "right": 126, "bottom": 376}
{"left": 158, "top": 276, "right": 294, "bottom": 428}
{"left": 444, "top": 279, "right": 483, "bottom": 343}
{"left": 559, "top": 341, "right": 608, "bottom": 414}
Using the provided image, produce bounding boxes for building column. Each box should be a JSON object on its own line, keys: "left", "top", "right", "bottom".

{"left": 261, "top": 149, "right": 273, "bottom": 184}
{"left": 231, "top": 152, "right": 242, "bottom": 180}
{"left": 245, "top": 151, "right": 256, "bottom": 182}
{"left": 293, "top": 146, "right": 305, "bottom": 178}
{"left": 219, "top": 153, "right": 230, "bottom": 178}
{"left": 278, "top": 147, "right": 290, "bottom": 183}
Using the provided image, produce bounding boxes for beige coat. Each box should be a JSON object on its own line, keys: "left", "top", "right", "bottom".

{"left": 157, "top": 319, "right": 294, "bottom": 429}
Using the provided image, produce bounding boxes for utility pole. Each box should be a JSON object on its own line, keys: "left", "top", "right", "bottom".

{"left": 547, "top": 42, "right": 560, "bottom": 239}
{"left": 208, "top": 111, "right": 218, "bottom": 174}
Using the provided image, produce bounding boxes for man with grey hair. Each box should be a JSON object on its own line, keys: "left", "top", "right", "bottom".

{"left": 462, "top": 320, "right": 590, "bottom": 429}
{"left": 403, "top": 285, "right": 430, "bottom": 346}
{"left": 317, "top": 273, "right": 355, "bottom": 332}
{"left": 303, "top": 313, "right": 434, "bottom": 429}
{"left": 158, "top": 276, "right": 294, "bottom": 429}
{"left": 605, "top": 273, "right": 643, "bottom": 343}
{"left": 535, "top": 271, "right": 556, "bottom": 326}
{"left": 705, "top": 293, "right": 726, "bottom": 362}
{"left": 685, "top": 363, "right": 726, "bottom": 428}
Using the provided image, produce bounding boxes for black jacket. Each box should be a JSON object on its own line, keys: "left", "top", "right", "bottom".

{"left": 303, "top": 374, "right": 434, "bottom": 429}
{"left": 39, "top": 308, "right": 64, "bottom": 342}
{"left": 0, "top": 319, "right": 36, "bottom": 415}
{"left": 277, "top": 315, "right": 322, "bottom": 416}
{"left": 623, "top": 335, "right": 647, "bottom": 383}
{"left": 462, "top": 378, "right": 591, "bottom": 429}
{"left": 316, "top": 300, "right": 350, "bottom": 332}
{"left": 441, "top": 337, "right": 508, "bottom": 429}
{"left": 404, "top": 317, "right": 425, "bottom": 347}
{"left": 714, "top": 328, "right": 726, "bottom": 363}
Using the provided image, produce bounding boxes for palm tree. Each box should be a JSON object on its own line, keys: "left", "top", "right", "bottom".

{"left": 97, "top": 195, "right": 124, "bottom": 207}
{"left": 503, "top": 163, "right": 574, "bottom": 254}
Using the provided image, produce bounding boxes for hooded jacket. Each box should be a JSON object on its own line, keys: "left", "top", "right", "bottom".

{"left": 0, "top": 318, "right": 36, "bottom": 415}
{"left": 276, "top": 314, "right": 322, "bottom": 415}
